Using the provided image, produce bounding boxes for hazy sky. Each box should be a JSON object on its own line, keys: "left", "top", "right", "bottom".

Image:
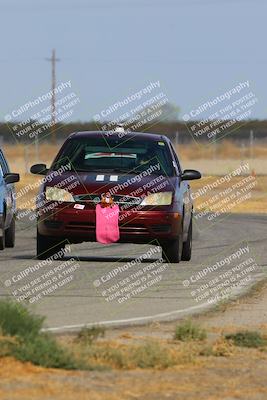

{"left": 0, "top": 0, "right": 266, "bottom": 122}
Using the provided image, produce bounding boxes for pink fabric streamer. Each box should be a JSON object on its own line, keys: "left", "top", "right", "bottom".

{"left": 96, "top": 204, "right": 120, "bottom": 244}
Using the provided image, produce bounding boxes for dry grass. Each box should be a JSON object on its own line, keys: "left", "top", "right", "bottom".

{"left": 72, "top": 339, "right": 201, "bottom": 370}
{"left": 3, "top": 142, "right": 61, "bottom": 174}
{"left": 175, "top": 140, "right": 267, "bottom": 161}
{"left": 190, "top": 175, "right": 267, "bottom": 213}
{"left": 4, "top": 140, "right": 267, "bottom": 174}
{"left": 0, "top": 353, "right": 264, "bottom": 400}
{"left": 4, "top": 141, "right": 266, "bottom": 212}
{"left": 1, "top": 294, "right": 267, "bottom": 399}
{"left": 1, "top": 333, "right": 267, "bottom": 400}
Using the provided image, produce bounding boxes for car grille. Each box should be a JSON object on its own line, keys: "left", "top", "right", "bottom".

{"left": 73, "top": 194, "right": 142, "bottom": 207}
{"left": 64, "top": 222, "right": 170, "bottom": 234}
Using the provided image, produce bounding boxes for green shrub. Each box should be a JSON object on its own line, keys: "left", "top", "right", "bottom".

{"left": 0, "top": 300, "right": 44, "bottom": 339}
{"left": 11, "top": 334, "right": 84, "bottom": 369}
{"left": 87, "top": 341, "right": 177, "bottom": 369}
{"left": 174, "top": 320, "right": 207, "bottom": 341}
{"left": 76, "top": 326, "right": 105, "bottom": 345}
{"left": 93, "top": 346, "right": 127, "bottom": 369}
{"left": 131, "top": 341, "right": 175, "bottom": 369}
{"left": 0, "top": 300, "right": 89, "bottom": 370}
{"left": 225, "top": 331, "right": 267, "bottom": 348}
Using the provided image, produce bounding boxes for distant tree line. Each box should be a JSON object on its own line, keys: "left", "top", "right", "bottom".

{"left": 1, "top": 120, "right": 267, "bottom": 144}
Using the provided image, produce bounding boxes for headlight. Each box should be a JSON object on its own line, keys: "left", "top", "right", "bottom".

{"left": 45, "top": 187, "right": 75, "bottom": 202}
{"left": 140, "top": 192, "right": 173, "bottom": 206}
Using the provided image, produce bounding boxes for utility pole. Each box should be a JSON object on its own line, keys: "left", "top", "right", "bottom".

{"left": 46, "top": 49, "right": 60, "bottom": 144}
{"left": 250, "top": 129, "right": 254, "bottom": 160}
{"left": 175, "top": 130, "right": 179, "bottom": 148}
{"left": 213, "top": 132, "right": 217, "bottom": 160}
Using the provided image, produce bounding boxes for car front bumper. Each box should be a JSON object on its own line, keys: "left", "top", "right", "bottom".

{"left": 37, "top": 204, "right": 183, "bottom": 244}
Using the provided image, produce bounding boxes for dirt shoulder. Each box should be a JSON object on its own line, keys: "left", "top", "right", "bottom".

{"left": 1, "top": 351, "right": 267, "bottom": 400}
{"left": 1, "top": 281, "right": 267, "bottom": 399}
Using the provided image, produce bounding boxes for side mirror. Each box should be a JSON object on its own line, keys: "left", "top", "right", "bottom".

{"left": 30, "top": 164, "right": 48, "bottom": 175}
{"left": 181, "top": 169, "right": 201, "bottom": 181}
{"left": 4, "top": 173, "right": 20, "bottom": 184}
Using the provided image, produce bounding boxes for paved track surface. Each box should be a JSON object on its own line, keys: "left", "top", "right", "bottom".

{"left": 0, "top": 213, "right": 266, "bottom": 332}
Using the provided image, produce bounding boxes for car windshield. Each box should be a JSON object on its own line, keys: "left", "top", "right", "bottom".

{"left": 52, "top": 136, "right": 175, "bottom": 177}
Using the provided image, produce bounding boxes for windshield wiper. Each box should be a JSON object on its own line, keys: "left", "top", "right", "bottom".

{"left": 112, "top": 168, "right": 140, "bottom": 174}
{"left": 70, "top": 168, "right": 109, "bottom": 173}
{"left": 66, "top": 167, "right": 141, "bottom": 174}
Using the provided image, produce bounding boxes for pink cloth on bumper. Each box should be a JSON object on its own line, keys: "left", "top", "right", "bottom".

{"left": 96, "top": 204, "right": 120, "bottom": 244}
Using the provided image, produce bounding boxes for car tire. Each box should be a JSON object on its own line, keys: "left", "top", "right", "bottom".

{"left": 181, "top": 217, "right": 192, "bottom": 261}
{"left": 0, "top": 228, "right": 5, "bottom": 251}
{"left": 5, "top": 217, "right": 15, "bottom": 248}
{"left": 37, "top": 230, "right": 66, "bottom": 260}
{"left": 162, "top": 235, "right": 182, "bottom": 263}
{"left": 0, "top": 214, "right": 5, "bottom": 251}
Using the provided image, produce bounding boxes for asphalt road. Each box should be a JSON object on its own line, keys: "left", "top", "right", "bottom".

{"left": 0, "top": 213, "right": 266, "bottom": 333}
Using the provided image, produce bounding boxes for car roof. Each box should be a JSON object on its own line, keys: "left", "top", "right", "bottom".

{"left": 69, "top": 131, "right": 169, "bottom": 142}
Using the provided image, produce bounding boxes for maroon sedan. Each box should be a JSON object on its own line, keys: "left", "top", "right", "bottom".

{"left": 31, "top": 129, "right": 201, "bottom": 262}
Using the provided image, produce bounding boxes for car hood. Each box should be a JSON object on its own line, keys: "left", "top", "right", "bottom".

{"left": 43, "top": 170, "right": 176, "bottom": 198}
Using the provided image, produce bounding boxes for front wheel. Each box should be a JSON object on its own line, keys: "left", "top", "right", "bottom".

{"left": 0, "top": 214, "right": 6, "bottom": 251}
{"left": 181, "top": 218, "right": 192, "bottom": 261}
{"left": 5, "top": 217, "right": 15, "bottom": 248}
{"left": 37, "top": 230, "right": 66, "bottom": 260}
{"left": 0, "top": 225, "right": 5, "bottom": 250}
{"left": 162, "top": 235, "right": 182, "bottom": 263}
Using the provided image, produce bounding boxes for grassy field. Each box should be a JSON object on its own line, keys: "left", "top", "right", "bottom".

{"left": 3, "top": 140, "right": 267, "bottom": 173}
{"left": 1, "top": 299, "right": 267, "bottom": 399}
{"left": 4, "top": 141, "right": 266, "bottom": 213}
{"left": 190, "top": 175, "right": 267, "bottom": 213}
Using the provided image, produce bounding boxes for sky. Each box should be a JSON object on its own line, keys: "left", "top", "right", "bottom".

{"left": 0, "top": 0, "right": 266, "bottom": 123}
